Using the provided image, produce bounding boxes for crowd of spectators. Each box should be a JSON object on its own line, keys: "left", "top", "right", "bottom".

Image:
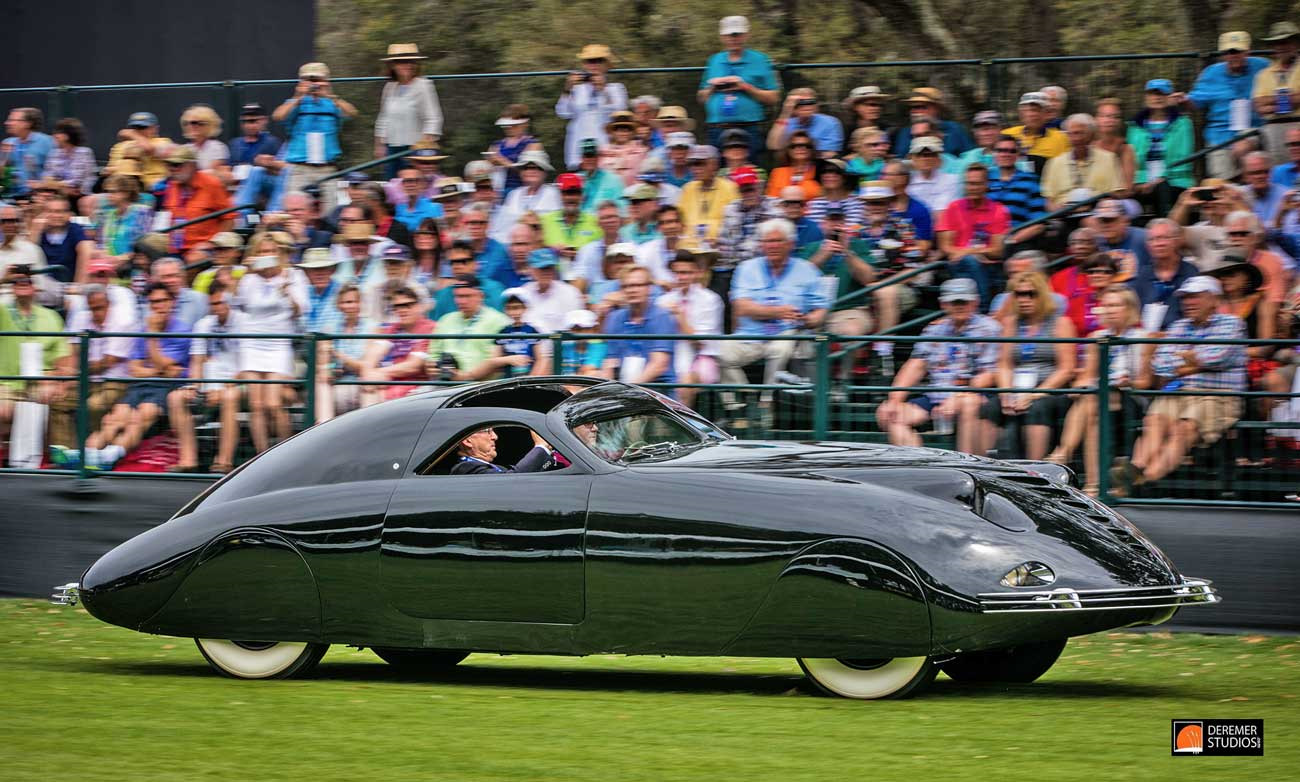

{"left": 1, "top": 15, "right": 1299, "bottom": 496}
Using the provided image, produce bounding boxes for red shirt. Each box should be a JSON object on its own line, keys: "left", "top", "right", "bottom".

{"left": 935, "top": 197, "right": 1010, "bottom": 249}
{"left": 161, "top": 170, "right": 233, "bottom": 251}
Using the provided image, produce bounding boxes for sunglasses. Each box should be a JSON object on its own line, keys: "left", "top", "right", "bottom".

{"left": 915, "top": 151, "right": 939, "bottom": 157}
{"left": 1085, "top": 266, "right": 1117, "bottom": 275}
{"left": 1288, "top": 141, "right": 1300, "bottom": 148}
{"left": 165, "top": 161, "right": 186, "bottom": 168}
{"left": 1227, "top": 230, "right": 1253, "bottom": 238}
{"left": 147, "top": 296, "right": 171, "bottom": 304}
{"left": 1014, "top": 290, "right": 1038, "bottom": 298}
{"left": 392, "top": 300, "right": 418, "bottom": 310}
{"left": 11, "top": 277, "right": 33, "bottom": 285}
{"left": 183, "top": 120, "right": 208, "bottom": 126}
{"left": 946, "top": 298, "right": 974, "bottom": 306}
{"left": 870, "top": 141, "right": 891, "bottom": 147}
{"left": 994, "top": 147, "right": 1019, "bottom": 153}
{"left": 688, "top": 160, "right": 709, "bottom": 166}
{"left": 464, "top": 220, "right": 488, "bottom": 226}
{"left": 789, "top": 144, "right": 813, "bottom": 150}
{"left": 782, "top": 200, "right": 804, "bottom": 206}
{"left": 0, "top": 217, "right": 21, "bottom": 223}
{"left": 1244, "top": 169, "right": 1270, "bottom": 175}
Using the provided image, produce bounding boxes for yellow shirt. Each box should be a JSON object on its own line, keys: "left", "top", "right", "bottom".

{"left": 106, "top": 136, "right": 174, "bottom": 188}
{"left": 1251, "top": 59, "right": 1300, "bottom": 118}
{"left": 1005, "top": 125, "right": 1070, "bottom": 160}
{"left": 678, "top": 178, "right": 739, "bottom": 243}
{"left": 1040, "top": 147, "right": 1123, "bottom": 205}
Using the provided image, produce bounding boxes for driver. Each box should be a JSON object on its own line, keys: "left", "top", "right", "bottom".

{"left": 450, "top": 427, "right": 556, "bottom": 475}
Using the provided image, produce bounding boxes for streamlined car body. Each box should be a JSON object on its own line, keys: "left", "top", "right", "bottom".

{"left": 56, "top": 377, "right": 1219, "bottom": 698}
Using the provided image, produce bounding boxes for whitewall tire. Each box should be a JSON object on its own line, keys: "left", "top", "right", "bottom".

{"left": 798, "top": 656, "right": 936, "bottom": 699}
{"left": 194, "top": 639, "right": 329, "bottom": 679}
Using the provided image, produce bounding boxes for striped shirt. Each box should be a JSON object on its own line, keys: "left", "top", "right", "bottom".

{"left": 1151, "top": 313, "right": 1247, "bottom": 391}
{"left": 986, "top": 168, "right": 1046, "bottom": 226}
{"left": 805, "top": 195, "right": 865, "bottom": 225}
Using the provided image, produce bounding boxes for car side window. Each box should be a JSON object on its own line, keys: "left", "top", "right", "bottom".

{"left": 416, "top": 423, "right": 572, "bottom": 476}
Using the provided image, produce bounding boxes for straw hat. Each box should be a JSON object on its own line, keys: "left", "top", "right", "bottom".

{"left": 904, "top": 87, "right": 945, "bottom": 107}
{"left": 382, "top": 43, "right": 428, "bottom": 61}
{"left": 578, "top": 44, "right": 615, "bottom": 62}
{"left": 605, "top": 110, "right": 637, "bottom": 133}
{"left": 332, "top": 223, "right": 381, "bottom": 244}
{"left": 653, "top": 106, "right": 696, "bottom": 131}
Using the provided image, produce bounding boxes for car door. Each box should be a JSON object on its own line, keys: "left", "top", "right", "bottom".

{"left": 379, "top": 408, "right": 591, "bottom": 624}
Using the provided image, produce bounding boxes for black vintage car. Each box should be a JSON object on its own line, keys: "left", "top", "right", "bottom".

{"left": 54, "top": 377, "right": 1219, "bottom": 699}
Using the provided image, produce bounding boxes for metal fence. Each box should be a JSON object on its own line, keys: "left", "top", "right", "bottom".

{"left": 0, "top": 52, "right": 1225, "bottom": 171}
{"left": 2, "top": 330, "right": 1297, "bottom": 509}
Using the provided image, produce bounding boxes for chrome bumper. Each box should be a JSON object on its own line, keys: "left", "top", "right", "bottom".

{"left": 977, "top": 578, "right": 1219, "bottom": 613}
{"left": 50, "top": 582, "right": 80, "bottom": 607}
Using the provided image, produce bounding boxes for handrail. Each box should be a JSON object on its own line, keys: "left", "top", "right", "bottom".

{"left": 832, "top": 260, "right": 946, "bottom": 310}
{"left": 309, "top": 147, "right": 420, "bottom": 189}
{"left": 1009, "top": 191, "right": 1107, "bottom": 234}
{"left": 158, "top": 203, "right": 257, "bottom": 234}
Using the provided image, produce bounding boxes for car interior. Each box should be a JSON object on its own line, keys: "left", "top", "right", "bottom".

{"left": 417, "top": 423, "right": 573, "bottom": 476}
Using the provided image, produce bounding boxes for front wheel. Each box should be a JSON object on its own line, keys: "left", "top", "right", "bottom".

{"left": 195, "top": 639, "right": 329, "bottom": 679}
{"left": 798, "top": 656, "right": 937, "bottom": 699}
{"left": 939, "top": 638, "right": 1068, "bottom": 684}
{"left": 371, "top": 647, "right": 469, "bottom": 670}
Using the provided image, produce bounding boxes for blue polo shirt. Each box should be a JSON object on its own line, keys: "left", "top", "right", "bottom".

{"left": 394, "top": 198, "right": 445, "bottom": 231}
{"left": 700, "top": 49, "right": 779, "bottom": 124}
{"left": 1187, "top": 57, "right": 1270, "bottom": 146}
{"left": 892, "top": 120, "right": 975, "bottom": 158}
{"left": 475, "top": 239, "right": 511, "bottom": 284}
{"left": 281, "top": 96, "right": 345, "bottom": 163}
{"left": 130, "top": 315, "right": 192, "bottom": 375}
{"left": 230, "top": 132, "right": 282, "bottom": 166}
{"left": 603, "top": 303, "right": 678, "bottom": 382}
{"left": 303, "top": 280, "right": 341, "bottom": 332}
{"left": 3, "top": 132, "right": 54, "bottom": 194}
{"left": 892, "top": 199, "right": 934, "bottom": 242}
{"left": 782, "top": 113, "right": 844, "bottom": 155}
{"left": 1271, "top": 161, "right": 1300, "bottom": 188}
{"left": 730, "top": 255, "right": 829, "bottom": 337}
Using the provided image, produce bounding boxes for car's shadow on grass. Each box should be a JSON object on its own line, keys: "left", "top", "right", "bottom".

{"left": 41, "top": 656, "right": 1183, "bottom": 699}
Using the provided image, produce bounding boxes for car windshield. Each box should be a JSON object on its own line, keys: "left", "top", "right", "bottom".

{"left": 552, "top": 381, "right": 730, "bottom": 464}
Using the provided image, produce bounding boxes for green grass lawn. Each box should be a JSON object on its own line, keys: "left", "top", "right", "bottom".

{"left": 4, "top": 599, "right": 1297, "bottom": 781}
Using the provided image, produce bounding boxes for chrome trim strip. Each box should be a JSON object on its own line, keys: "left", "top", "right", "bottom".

{"left": 978, "top": 578, "right": 1214, "bottom": 599}
{"left": 980, "top": 596, "right": 1221, "bottom": 613}
{"left": 976, "top": 578, "right": 1219, "bottom": 613}
{"left": 49, "top": 582, "right": 79, "bottom": 607}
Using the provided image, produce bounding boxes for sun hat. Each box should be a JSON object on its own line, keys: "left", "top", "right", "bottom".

{"left": 382, "top": 43, "right": 428, "bottom": 61}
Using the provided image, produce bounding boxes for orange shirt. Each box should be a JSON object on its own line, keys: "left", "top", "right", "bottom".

{"left": 1251, "top": 249, "right": 1292, "bottom": 304}
{"left": 161, "top": 170, "right": 233, "bottom": 251}
{"left": 765, "top": 166, "right": 822, "bottom": 200}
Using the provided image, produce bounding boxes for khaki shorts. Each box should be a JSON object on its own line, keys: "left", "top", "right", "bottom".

{"left": 1149, "top": 394, "right": 1241, "bottom": 445}
{"left": 827, "top": 307, "right": 874, "bottom": 336}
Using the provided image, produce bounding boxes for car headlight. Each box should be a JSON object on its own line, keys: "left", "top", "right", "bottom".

{"left": 1000, "top": 561, "right": 1057, "bottom": 588}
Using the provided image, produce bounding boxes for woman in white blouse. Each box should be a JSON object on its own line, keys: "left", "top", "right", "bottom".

{"left": 374, "top": 43, "right": 444, "bottom": 179}
{"left": 235, "top": 233, "right": 307, "bottom": 453}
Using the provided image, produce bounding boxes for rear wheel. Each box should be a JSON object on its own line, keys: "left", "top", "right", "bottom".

{"left": 194, "top": 639, "right": 329, "bottom": 679}
{"left": 797, "top": 656, "right": 937, "bottom": 699}
{"left": 371, "top": 647, "right": 469, "bottom": 670}
{"left": 939, "top": 638, "right": 1068, "bottom": 684}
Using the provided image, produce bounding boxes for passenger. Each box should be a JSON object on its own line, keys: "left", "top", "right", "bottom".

{"left": 450, "top": 426, "right": 554, "bottom": 474}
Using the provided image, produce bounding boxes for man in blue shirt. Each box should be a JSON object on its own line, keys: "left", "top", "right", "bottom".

{"left": 987, "top": 135, "right": 1047, "bottom": 247}
{"left": 1184, "top": 31, "right": 1270, "bottom": 179}
{"left": 768, "top": 88, "right": 844, "bottom": 158}
{"left": 230, "top": 104, "right": 282, "bottom": 167}
{"left": 3, "top": 107, "right": 55, "bottom": 196}
{"left": 393, "top": 168, "right": 444, "bottom": 231}
{"left": 602, "top": 265, "right": 677, "bottom": 384}
{"left": 433, "top": 243, "right": 506, "bottom": 318}
{"left": 697, "top": 15, "right": 781, "bottom": 156}
{"left": 720, "top": 217, "right": 828, "bottom": 389}
{"left": 891, "top": 88, "right": 976, "bottom": 158}
{"left": 271, "top": 62, "right": 358, "bottom": 214}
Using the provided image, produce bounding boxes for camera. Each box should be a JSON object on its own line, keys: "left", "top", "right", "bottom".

{"left": 1192, "top": 188, "right": 1218, "bottom": 202}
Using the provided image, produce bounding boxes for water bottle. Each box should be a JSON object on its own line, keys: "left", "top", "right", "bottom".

{"left": 1278, "top": 87, "right": 1293, "bottom": 116}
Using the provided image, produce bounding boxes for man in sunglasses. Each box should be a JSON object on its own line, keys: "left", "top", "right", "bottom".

{"left": 159, "top": 146, "right": 232, "bottom": 253}
{"left": 105, "top": 111, "right": 173, "bottom": 189}
{"left": 272, "top": 61, "right": 358, "bottom": 213}
{"left": 986, "top": 134, "right": 1047, "bottom": 249}
{"left": 1082, "top": 199, "right": 1146, "bottom": 277}
{"left": 767, "top": 87, "right": 842, "bottom": 159}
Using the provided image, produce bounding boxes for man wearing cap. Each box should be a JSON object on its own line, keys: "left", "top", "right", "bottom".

{"left": 433, "top": 241, "right": 506, "bottom": 319}
{"left": 365, "top": 245, "right": 431, "bottom": 323}
{"left": 891, "top": 88, "right": 975, "bottom": 159}
{"left": 636, "top": 157, "right": 682, "bottom": 206}
{"left": 651, "top": 106, "right": 696, "bottom": 154}
{"left": 875, "top": 277, "right": 999, "bottom": 454}
{"left": 1083, "top": 198, "right": 1147, "bottom": 274}
{"left": 842, "top": 86, "right": 892, "bottom": 146}
{"left": 767, "top": 88, "right": 843, "bottom": 158}
{"left": 574, "top": 138, "right": 628, "bottom": 213}
{"left": 491, "top": 150, "right": 562, "bottom": 244}
{"left": 936, "top": 163, "right": 1011, "bottom": 306}
{"left": 716, "top": 167, "right": 771, "bottom": 306}
{"left": 1252, "top": 22, "right": 1300, "bottom": 163}
{"left": 293, "top": 247, "right": 340, "bottom": 331}
{"left": 660, "top": 132, "right": 697, "bottom": 188}
{"left": 272, "top": 61, "right": 358, "bottom": 213}
{"left": 1130, "top": 79, "right": 1196, "bottom": 215}
{"left": 332, "top": 221, "right": 386, "bottom": 289}
{"left": 907, "top": 136, "right": 961, "bottom": 213}
{"left": 540, "top": 173, "right": 600, "bottom": 264}
{"left": 521, "top": 249, "right": 584, "bottom": 333}
{"left": 430, "top": 275, "right": 513, "bottom": 380}
{"left": 1040, "top": 114, "right": 1123, "bottom": 212}
{"left": 557, "top": 44, "right": 629, "bottom": 170}
{"left": 619, "top": 183, "right": 663, "bottom": 245}
{"left": 382, "top": 144, "right": 449, "bottom": 206}
{"left": 159, "top": 147, "right": 233, "bottom": 253}
{"left": 105, "top": 111, "right": 174, "bottom": 189}
{"left": 957, "top": 111, "right": 1011, "bottom": 172}
{"left": 698, "top": 15, "right": 781, "bottom": 155}
{"left": 2, "top": 108, "right": 54, "bottom": 196}
{"left": 678, "top": 145, "right": 740, "bottom": 248}
{"left": 1184, "top": 31, "right": 1269, "bottom": 178}
{"left": 1113, "top": 275, "right": 1247, "bottom": 495}
{"left": 1005, "top": 92, "right": 1070, "bottom": 165}
{"left": 229, "top": 103, "right": 282, "bottom": 179}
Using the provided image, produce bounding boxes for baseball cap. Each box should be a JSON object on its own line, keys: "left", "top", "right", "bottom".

{"left": 605, "top": 242, "right": 637, "bottom": 258}
{"left": 528, "top": 248, "right": 559, "bottom": 269}
{"left": 1145, "top": 78, "right": 1174, "bottom": 95}
{"left": 719, "top": 128, "right": 750, "bottom": 148}
{"left": 687, "top": 144, "right": 719, "bottom": 161}
{"left": 857, "top": 181, "right": 894, "bottom": 201}
{"left": 637, "top": 156, "right": 666, "bottom": 183}
{"left": 939, "top": 277, "right": 980, "bottom": 303}
{"left": 343, "top": 171, "right": 371, "bottom": 184}
{"left": 515, "top": 149, "right": 554, "bottom": 172}
{"left": 502, "top": 287, "right": 531, "bottom": 306}
{"left": 464, "top": 160, "right": 494, "bottom": 182}
{"left": 730, "top": 166, "right": 761, "bottom": 187}
{"left": 299, "top": 247, "right": 338, "bottom": 269}
{"left": 163, "top": 146, "right": 197, "bottom": 164}
{"left": 909, "top": 136, "right": 943, "bottom": 154}
{"left": 126, "top": 111, "right": 158, "bottom": 128}
{"left": 210, "top": 231, "right": 244, "bottom": 250}
{"left": 1018, "top": 91, "right": 1050, "bottom": 107}
{"left": 719, "top": 15, "right": 750, "bottom": 35}
{"left": 240, "top": 103, "right": 267, "bottom": 117}
{"left": 565, "top": 309, "right": 600, "bottom": 329}
{"left": 1090, "top": 198, "right": 1125, "bottom": 219}
{"left": 298, "top": 62, "right": 330, "bottom": 80}
{"left": 556, "top": 172, "right": 584, "bottom": 192}
{"left": 580, "top": 138, "right": 600, "bottom": 157}
{"left": 623, "top": 183, "right": 659, "bottom": 202}
{"left": 1219, "top": 31, "right": 1251, "bottom": 52}
{"left": 382, "top": 245, "right": 413, "bottom": 263}
{"left": 972, "top": 110, "right": 1002, "bottom": 127}
{"left": 666, "top": 131, "right": 696, "bottom": 148}
{"left": 1176, "top": 275, "right": 1223, "bottom": 296}
{"left": 87, "top": 257, "right": 118, "bottom": 275}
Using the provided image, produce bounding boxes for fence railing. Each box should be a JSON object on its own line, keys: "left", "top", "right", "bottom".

{"left": 2, "top": 329, "right": 1297, "bottom": 508}
{"left": 0, "top": 51, "right": 1232, "bottom": 171}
